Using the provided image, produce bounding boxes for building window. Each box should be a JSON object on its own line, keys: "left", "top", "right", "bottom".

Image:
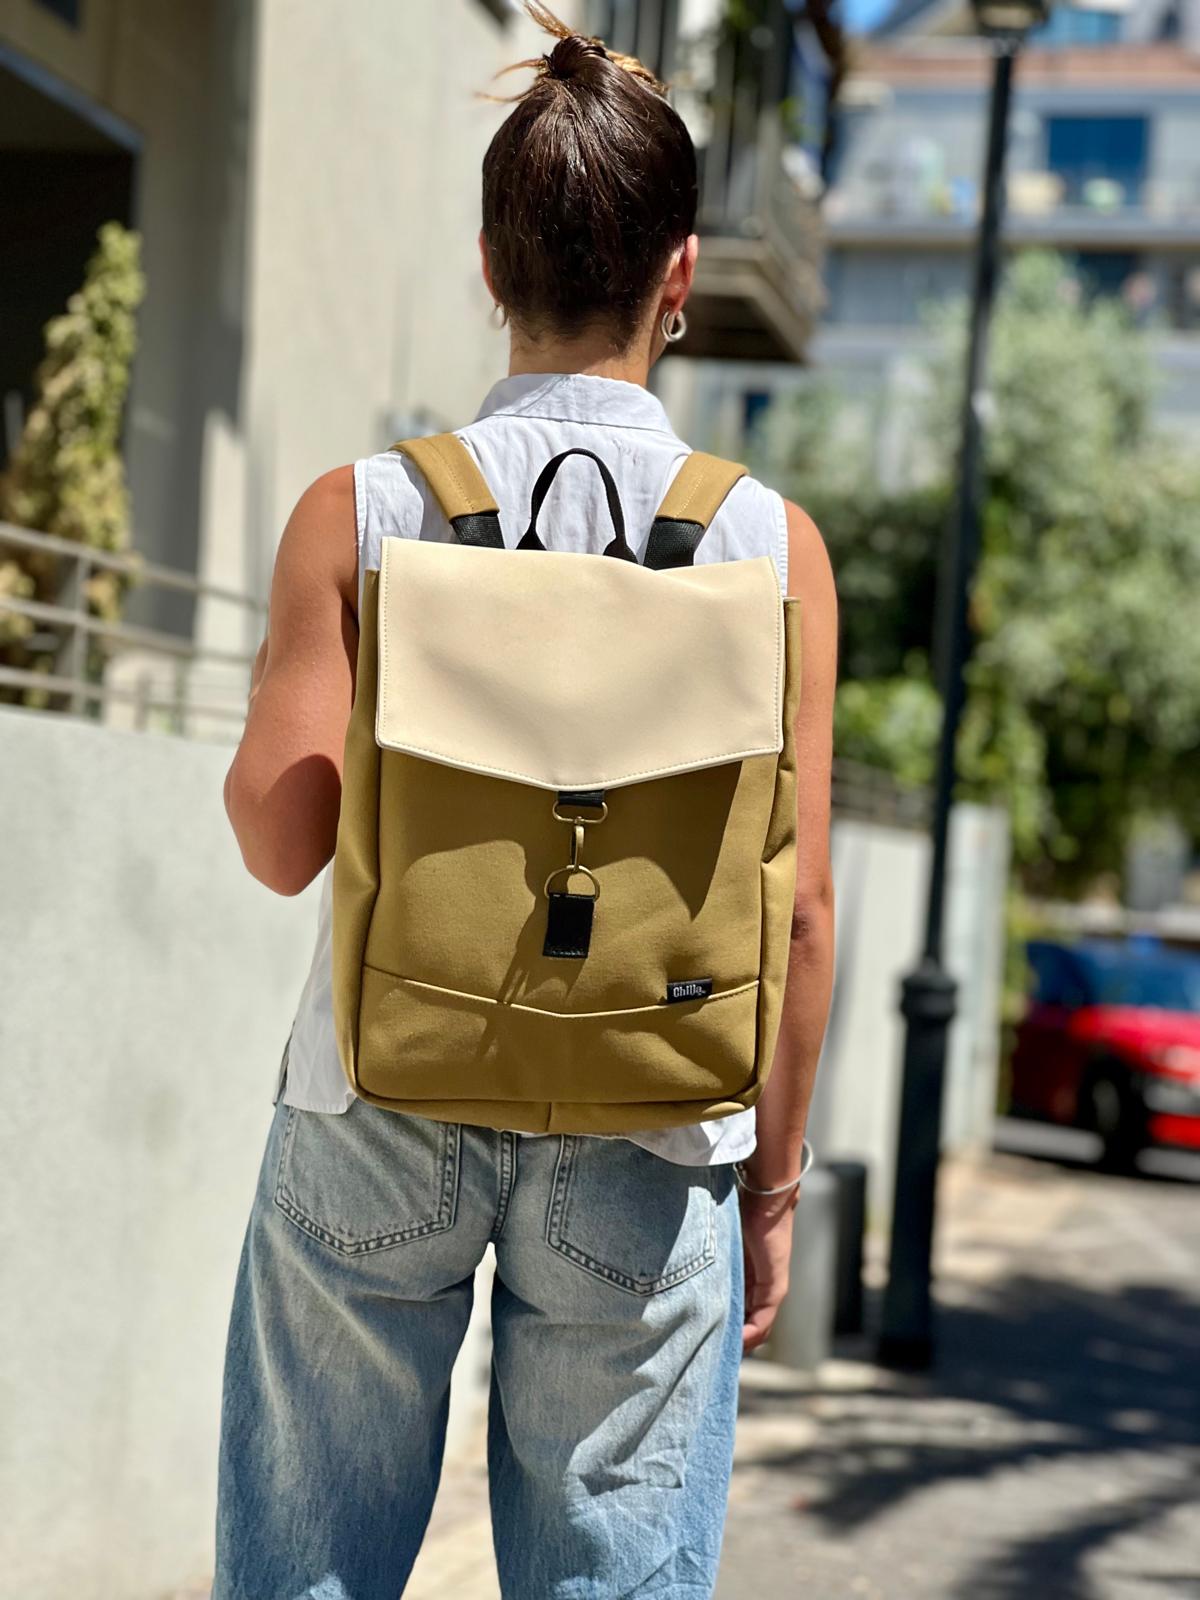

{"left": 743, "top": 390, "right": 772, "bottom": 436}
{"left": 1166, "top": 262, "right": 1200, "bottom": 330}
{"left": 1032, "top": 7, "right": 1121, "bottom": 46}
{"left": 1045, "top": 115, "right": 1149, "bottom": 207}
{"left": 1073, "top": 250, "right": 1142, "bottom": 303}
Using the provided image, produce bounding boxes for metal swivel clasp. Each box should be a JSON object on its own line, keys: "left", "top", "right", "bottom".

{"left": 543, "top": 796, "right": 607, "bottom": 902}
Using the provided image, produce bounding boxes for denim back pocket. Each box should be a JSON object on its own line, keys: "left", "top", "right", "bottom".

{"left": 546, "top": 1135, "right": 722, "bottom": 1296}
{"left": 274, "top": 1099, "right": 460, "bottom": 1256}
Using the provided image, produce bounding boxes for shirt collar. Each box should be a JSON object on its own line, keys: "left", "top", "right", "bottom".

{"left": 472, "top": 371, "right": 676, "bottom": 435}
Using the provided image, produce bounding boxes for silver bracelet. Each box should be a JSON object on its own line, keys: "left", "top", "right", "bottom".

{"left": 733, "top": 1138, "right": 815, "bottom": 1195}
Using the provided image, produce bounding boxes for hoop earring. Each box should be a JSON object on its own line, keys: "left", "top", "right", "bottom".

{"left": 491, "top": 302, "right": 508, "bottom": 330}
{"left": 661, "top": 308, "right": 687, "bottom": 344}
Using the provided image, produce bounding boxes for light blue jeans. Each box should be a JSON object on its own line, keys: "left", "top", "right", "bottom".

{"left": 213, "top": 1093, "right": 745, "bottom": 1599}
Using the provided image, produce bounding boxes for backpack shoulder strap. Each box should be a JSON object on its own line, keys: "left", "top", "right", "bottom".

{"left": 390, "top": 433, "right": 504, "bottom": 548}
{"left": 644, "top": 452, "right": 748, "bottom": 570}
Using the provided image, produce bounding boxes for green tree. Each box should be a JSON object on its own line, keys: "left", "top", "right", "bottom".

{"left": 756, "top": 252, "right": 1200, "bottom": 892}
{"left": 0, "top": 221, "right": 146, "bottom": 699}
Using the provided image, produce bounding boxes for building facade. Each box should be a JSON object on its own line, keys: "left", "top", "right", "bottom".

{"left": 663, "top": 0, "right": 1200, "bottom": 462}
{"left": 0, "top": 0, "right": 588, "bottom": 655}
{"left": 2, "top": 0, "right": 842, "bottom": 711}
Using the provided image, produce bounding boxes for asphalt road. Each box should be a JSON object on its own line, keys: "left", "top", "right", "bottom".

{"left": 715, "top": 1121, "right": 1200, "bottom": 1600}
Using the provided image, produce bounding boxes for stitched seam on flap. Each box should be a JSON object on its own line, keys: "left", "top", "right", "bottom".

{"left": 370, "top": 738, "right": 782, "bottom": 789}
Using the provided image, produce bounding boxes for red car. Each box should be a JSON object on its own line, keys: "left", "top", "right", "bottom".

{"left": 1009, "top": 939, "right": 1200, "bottom": 1169}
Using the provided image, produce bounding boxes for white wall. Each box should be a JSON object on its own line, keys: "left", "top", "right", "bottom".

{"left": 942, "top": 801, "right": 1011, "bottom": 1153}
{"left": 808, "top": 803, "right": 1010, "bottom": 1229}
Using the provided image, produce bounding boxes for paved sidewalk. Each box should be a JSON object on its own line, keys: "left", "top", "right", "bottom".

{"left": 403, "top": 1133, "right": 1200, "bottom": 1599}
{"left": 715, "top": 1133, "right": 1200, "bottom": 1600}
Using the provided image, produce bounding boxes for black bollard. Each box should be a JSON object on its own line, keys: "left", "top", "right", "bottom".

{"left": 826, "top": 1159, "right": 869, "bottom": 1336}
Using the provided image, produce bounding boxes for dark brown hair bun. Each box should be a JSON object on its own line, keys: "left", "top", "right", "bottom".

{"left": 544, "top": 34, "right": 607, "bottom": 81}
{"left": 481, "top": 2, "right": 696, "bottom": 347}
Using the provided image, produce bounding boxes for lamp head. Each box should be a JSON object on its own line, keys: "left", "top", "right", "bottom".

{"left": 970, "top": 0, "right": 1050, "bottom": 38}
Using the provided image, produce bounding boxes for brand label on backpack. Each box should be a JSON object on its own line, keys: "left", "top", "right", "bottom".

{"left": 665, "top": 978, "right": 713, "bottom": 1004}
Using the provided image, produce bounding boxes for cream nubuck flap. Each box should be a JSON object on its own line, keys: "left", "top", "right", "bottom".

{"left": 374, "top": 538, "right": 784, "bottom": 793}
{"left": 373, "top": 434, "right": 782, "bottom": 793}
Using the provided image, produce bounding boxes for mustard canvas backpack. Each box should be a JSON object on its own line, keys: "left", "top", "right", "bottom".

{"left": 331, "top": 434, "right": 801, "bottom": 1135}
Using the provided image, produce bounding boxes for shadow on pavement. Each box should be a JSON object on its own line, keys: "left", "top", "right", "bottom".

{"left": 737, "top": 1254, "right": 1200, "bottom": 1594}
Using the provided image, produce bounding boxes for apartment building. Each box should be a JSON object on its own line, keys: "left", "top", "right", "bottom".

{"left": 824, "top": 0, "right": 1200, "bottom": 465}
{"left": 672, "top": 0, "right": 1200, "bottom": 460}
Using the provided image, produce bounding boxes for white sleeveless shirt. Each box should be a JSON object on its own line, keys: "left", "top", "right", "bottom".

{"left": 280, "top": 371, "right": 788, "bottom": 1168}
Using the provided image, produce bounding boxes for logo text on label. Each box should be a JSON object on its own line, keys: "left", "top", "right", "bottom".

{"left": 665, "top": 978, "right": 714, "bottom": 1004}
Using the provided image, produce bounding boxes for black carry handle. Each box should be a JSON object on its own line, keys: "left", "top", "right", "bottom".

{"left": 517, "top": 448, "right": 635, "bottom": 562}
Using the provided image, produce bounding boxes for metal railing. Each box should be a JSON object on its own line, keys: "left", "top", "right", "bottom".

{"left": 826, "top": 168, "right": 1200, "bottom": 230}
{"left": 697, "top": 108, "right": 822, "bottom": 260}
{"left": 831, "top": 756, "right": 931, "bottom": 830}
{"left": 0, "top": 521, "right": 263, "bottom": 735}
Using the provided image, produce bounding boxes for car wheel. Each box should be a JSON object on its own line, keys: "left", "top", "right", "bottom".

{"left": 1086, "top": 1065, "right": 1146, "bottom": 1174}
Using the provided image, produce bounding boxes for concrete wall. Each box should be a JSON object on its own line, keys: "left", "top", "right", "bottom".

{"left": 941, "top": 802, "right": 1011, "bottom": 1154}
{"left": 0, "top": 707, "right": 321, "bottom": 1598}
{"left": 808, "top": 803, "right": 1010, "bottom": 1230}
{"left": 0, "top": 704, "right": 507, "bottom": 1598}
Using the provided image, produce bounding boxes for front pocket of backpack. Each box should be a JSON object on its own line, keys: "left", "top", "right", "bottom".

{"left": 273, "top": 1100, "right": 460, "bottom": 1255}
{"left": 545, "top": 1134, "right": 720, "bottom": 1296}
{"left": 356, "top": 966, "right": 761, "bottom": 1106}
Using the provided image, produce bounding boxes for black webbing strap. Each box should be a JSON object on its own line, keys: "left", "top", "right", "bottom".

{"left": 643, "top": 517, "right": 707, "bottom": 570}
{"left": 450, "top": 511, "right": 505, "bottom": 548}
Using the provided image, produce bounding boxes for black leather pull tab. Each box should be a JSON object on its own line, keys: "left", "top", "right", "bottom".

{"left": 543, "top": 892, "right": 596, "bottom": 960}
{"left": 557, "top": 789, "right": 606, "bottom": 812}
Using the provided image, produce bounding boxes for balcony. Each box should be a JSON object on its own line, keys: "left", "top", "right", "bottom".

{"left": 825, "top": 166, "right": 1200, "bottom": 250}
{"left": 688, "top": 111, "right": 826, "bottom": 363}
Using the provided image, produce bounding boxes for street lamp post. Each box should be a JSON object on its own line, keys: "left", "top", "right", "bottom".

{"left": 878, "top": 0, "right": 1048, "bottom": 1372}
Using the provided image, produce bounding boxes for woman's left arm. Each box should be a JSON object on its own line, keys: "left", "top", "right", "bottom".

{"left": 223, "top": 465, "right": 359, "bottom": 896}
